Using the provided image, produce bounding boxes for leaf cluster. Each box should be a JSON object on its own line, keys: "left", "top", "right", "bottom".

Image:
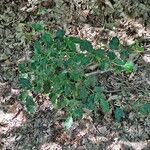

{"left": 18, "top": 23, "right": 144, "bottom": 127}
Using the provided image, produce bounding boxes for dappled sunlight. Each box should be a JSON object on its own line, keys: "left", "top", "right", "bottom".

{"left": 0, "top": 0, "right": 150, "bottom": 149}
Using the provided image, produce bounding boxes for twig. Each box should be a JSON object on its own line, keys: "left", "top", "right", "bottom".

{"left": 85, "top": 70, "right": 112, "bottom": 77}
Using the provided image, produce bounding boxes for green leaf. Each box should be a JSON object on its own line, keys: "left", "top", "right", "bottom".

{"left": 69, "top": 37, "right": 82, "bottom": 43}
{"left": 28, "top": 61, "right": 37, "bottom": 70}
{"left": 80, "top": 39, "right": 93, "bottom": 52}
{"left": 64, "top": 83, "right": 74, "bottom": 95}
{"left": 100, "top": 59, "right": 110, "bottom": 71}
{"left": 19, "top": 78, "right": 32, "bottom": 89}
{"left": 94, "top": 48, "right": 105, "bottom": 58}
{"left": 25, "top": 96, "right": 36, "bottom": 113}
{"left": 84, "top": 76, "right": 97, "bottom": 87}
{"left": 114, "top": 107, "right": 125, "bottom": 122}
{"left": 140, "top": 103, "right": 150, "bottom": 114}
{"left": 100, "top": 98, "right": 110, "bottom": 113}
{"left": 133, "top": 100, "right": 150, "bottom": 115}
{"left": 72, "top": 53, "right": 90, "bottom": 65}
{"left": 18, "top": 63, "right": 26, "bottom": 73}
{"left": 43, "top": 80, "right": 51, "bottom": 94}
{"left": 72, "top": 107, "right": 83, "bottom": 119}
{"left": 34, "top": 40, "right": 42, "bottom": 54}
{"left": 56, "top": 29, "right": 65, "bottom": 40}
{"left": 86, "top": 94, "right": 95, "bottom": 110}
{"left": 19, "top": 90, "right": 28, "bottom": 102}
{"left": 81, "top": 56, "right": 91, "bottom": 65}
{"left": 93, "top": 86, "right": 103, "bottom": 93}
{"left": 69, "top": 70, "right": 80, "bottom": 81}
{"left": 49, "top": 93, "right": 57, "bottom": 105}
{"left": 64, "top": 116, "right": 73, "bottom": 129}
{"left": 107, "top": 51, "right": 116, "bottom": 60}
{"left": 31, "top": 23, "right": 44, "bottom": 31}
{"left": 34, "top": 81, "right": 42, "bottom": 93}
{"left": 42, "top": 32, "right": 52, "bottom": 47}
{"left": 65, "top": 37, "right": 76, "bottom": 51}
{"left": 79, "top": 86, "right": 88, "bottom": 101}
{"left": 123, "top": 61, "right": 134, "bottom": 73}
{"left": 131, "top": 40, "right": 144, "bottom": 52}
{"left": 120, "top": 48, "right": 130, "bottom": 60}
{"left": 109, "top": 36, "right": 120, "bottom": 50}
{"left": 113, "top": 58, "right": 125, "bottom": 66}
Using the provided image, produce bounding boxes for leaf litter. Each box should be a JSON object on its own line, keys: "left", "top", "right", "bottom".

{"left": 0, "top": 0, "right": 150, "bottom": 149}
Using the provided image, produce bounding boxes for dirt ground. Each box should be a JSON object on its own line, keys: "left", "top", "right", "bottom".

{"left": 0, "top": 0, "right": 150, "bottom": 150}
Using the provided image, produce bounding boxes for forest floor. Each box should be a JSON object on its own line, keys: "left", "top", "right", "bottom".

{"left": 0, "top": 0, "right": 150, "bottom": 150}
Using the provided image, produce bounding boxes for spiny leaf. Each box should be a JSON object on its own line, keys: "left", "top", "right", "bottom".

{"left": 109, "top": 36, "right": 120, "bottom": 50}
{"left": 114, "top": 107, "right": 124, "bottom": 122}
